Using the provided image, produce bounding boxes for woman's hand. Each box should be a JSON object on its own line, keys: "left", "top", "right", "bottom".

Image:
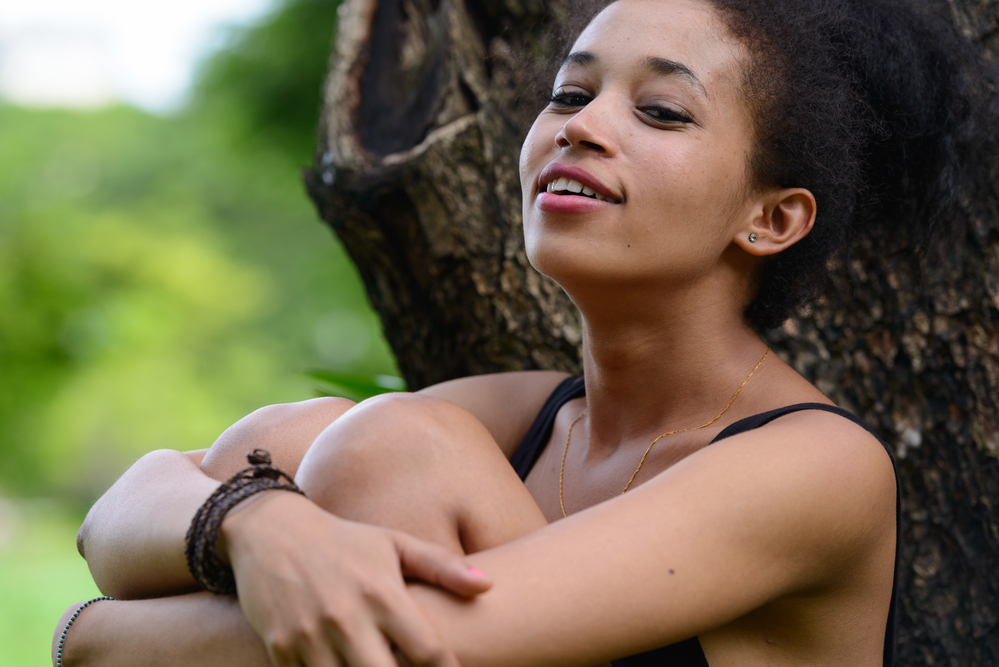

{"left": 221, "top": 490, "right": 491, "bottom": 667}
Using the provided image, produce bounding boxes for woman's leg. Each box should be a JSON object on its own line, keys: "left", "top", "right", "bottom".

{"left": 295, "top": 392, "right": 549, "bottom": 554}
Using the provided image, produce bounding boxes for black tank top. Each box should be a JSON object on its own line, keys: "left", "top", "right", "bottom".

{"left": 510, "top": 376, "right": 899, "bottom": 667}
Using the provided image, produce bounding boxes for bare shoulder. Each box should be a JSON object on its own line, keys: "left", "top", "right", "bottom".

{"left": 738, "top": 407, "right": 894, "bottom": 492}
{"left": 418, "top": 371, "right": 574, "bottom": 457}
{"left": 686, "top": 406, "right": 897, "bottom": 572}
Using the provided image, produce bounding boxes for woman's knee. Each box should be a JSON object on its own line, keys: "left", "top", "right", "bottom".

{"left": 295, "top": 392, "right": 546, "bottom": 551}
{"left": 200, "top": 397, "right": 356, "bottom": 480}
{"left": 296, "top": 393, "right": 498, "bottom": 489}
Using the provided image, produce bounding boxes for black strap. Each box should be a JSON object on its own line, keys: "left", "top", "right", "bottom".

{"left": 611, "top": 636, "right": 709, "bottom": 667}
{"left": 711, "top": 401, "right": 886, "bottom": 450}
{"left": 510, "top": 375, "right": 585, "bottom": 480}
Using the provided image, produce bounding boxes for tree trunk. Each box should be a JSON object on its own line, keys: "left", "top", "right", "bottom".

{"left": 304, "top": 0, "right": 999, "bottom": 663}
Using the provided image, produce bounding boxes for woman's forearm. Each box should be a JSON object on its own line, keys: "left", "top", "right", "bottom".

{"left": 79, "top": 398, "right": 356, "bottom": 599}
{"left": 79, "top": 449, "right": 218, "bottom": 599}
{"left": 56, "top": 593, "right": 270, "bottom": 667}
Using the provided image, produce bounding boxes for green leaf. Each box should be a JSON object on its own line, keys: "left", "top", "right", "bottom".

{"left": 307, "top": 370, "right": 406, "bottom": 401}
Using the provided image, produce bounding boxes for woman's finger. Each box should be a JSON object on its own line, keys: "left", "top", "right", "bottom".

{"left": 265, "top": 619, "right": 343, "bottom": 667}
{"left": 266, "top": 633, "right": 299, "bottom": 667}
{"left": 297, "top": 635, "right": 345, "bottom": 667}
{"left": 331, "top": 617, "right": 403, "bottom": 667}
{"left": 376, "top": 580, "right": 460, "bottom": 667}
{"left": 393, "top": 531, "right": 491, "bottom": 597}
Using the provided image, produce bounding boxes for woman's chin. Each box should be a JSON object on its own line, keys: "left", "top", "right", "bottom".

{"left": 526, "top": 244, "right": 636, "bottom": 295}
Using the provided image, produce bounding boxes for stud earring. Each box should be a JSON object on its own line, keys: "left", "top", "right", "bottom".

{"left": 748, "top": 233, "right": 758, "bottom": 243}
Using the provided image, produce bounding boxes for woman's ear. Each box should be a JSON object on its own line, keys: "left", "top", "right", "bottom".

{"left": 734, "top": 188, "right": 816, "bottom": 256}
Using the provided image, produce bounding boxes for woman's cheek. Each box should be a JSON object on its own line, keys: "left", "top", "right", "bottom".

{"left": 519, "top": 125, "right": 547, "bottom": 193}
{"left": 523, "top": 225, "right": 549, "bottom": 275}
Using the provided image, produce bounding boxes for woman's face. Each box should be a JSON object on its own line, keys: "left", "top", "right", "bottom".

{"left": 520, "top": 0, "right": 758, "bottom": 292}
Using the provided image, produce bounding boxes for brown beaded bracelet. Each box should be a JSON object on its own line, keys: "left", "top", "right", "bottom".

{"left": 184, "top": 449, "right": 304, "bottom": 595}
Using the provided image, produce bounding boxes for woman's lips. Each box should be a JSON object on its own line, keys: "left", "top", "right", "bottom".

{"left": 536, "top": 192, "right": 618, "bottom": 213}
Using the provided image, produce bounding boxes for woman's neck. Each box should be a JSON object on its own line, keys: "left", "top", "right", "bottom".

{"left": 574, "top": 280, "right": 769, "bottom": 455}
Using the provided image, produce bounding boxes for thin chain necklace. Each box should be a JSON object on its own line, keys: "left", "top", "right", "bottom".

{"left": 559, "top": 347, "right": 770, "bottom": 518}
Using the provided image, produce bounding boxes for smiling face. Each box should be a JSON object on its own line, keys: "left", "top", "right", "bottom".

{"left": 520, "top": 0, "right": 761, "bottom": 296}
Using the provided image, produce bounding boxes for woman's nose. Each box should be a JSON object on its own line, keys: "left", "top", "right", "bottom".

{"left": 554, "top": 102, "right": 620, "bottom": 156}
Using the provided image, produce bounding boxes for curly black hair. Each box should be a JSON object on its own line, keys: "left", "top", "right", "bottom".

{"left": 548, "top": 0, "right": 998, "bottom": 331}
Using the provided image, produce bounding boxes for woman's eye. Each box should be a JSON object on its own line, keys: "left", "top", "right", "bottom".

{"left": 546, "top": 91, "right": 591, "bottom": 108}
{"left": 639, "top": 106, "right": 693, "bottom": 124}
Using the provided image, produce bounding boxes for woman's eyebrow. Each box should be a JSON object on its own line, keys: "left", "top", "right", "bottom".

{"left": 559, "top": 52, "right": 706, "bottom": 97}
{"left": 642, "top": 57, "right": 706, "bottom": 95}
{"left": 562, "top": 51, "right": 597, "bottom": 68}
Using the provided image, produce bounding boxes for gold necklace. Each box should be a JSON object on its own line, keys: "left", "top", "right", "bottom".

{"left": 558, "top": 347, "right": 770, "bottom": 518}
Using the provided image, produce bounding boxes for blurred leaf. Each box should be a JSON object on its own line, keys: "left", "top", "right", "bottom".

{"left": 308, "top": 370, "right": 407, "bottom": 401}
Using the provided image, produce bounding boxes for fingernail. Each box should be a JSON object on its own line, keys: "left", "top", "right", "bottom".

{"left": 467, "top": 568, "right": 487, "bottom": 577}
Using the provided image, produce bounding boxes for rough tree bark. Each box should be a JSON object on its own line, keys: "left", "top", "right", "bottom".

{"left": 304, "top": 0, "right": 999, "bottom": 663}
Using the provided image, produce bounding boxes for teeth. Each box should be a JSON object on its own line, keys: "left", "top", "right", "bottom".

{"left": 546, "top": 177, "right": 616, "bottom": 202}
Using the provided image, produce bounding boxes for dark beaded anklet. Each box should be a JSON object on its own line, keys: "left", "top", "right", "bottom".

{"left": 185, "top": 449, "right": 304, "bottom": 595}
{"left": 56, "top": 596, "right": 115, "bottom": 667}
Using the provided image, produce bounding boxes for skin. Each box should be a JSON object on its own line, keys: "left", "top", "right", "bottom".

{"left": 59, "top": 1, "right": 897, "bottom": 666}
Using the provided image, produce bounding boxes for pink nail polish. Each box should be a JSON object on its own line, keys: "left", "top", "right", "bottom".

{"left": 468, "top": 568, "right": 487, "bottom": 577}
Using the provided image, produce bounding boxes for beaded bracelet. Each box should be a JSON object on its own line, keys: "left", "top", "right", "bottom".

{"left": 184, "top": 448, "right": 305, "bottom": 595}
{"left": 56, "top": 596, "right": 114, "bottom": 667}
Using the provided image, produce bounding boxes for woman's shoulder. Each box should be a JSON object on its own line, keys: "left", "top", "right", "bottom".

{"left": 625, "top": 405, "right": 897, "bottom": 611}
{"left": 711, "top": 398, "right": 895, "bottom": 493}
{"left": 418, "top": 370, "right": 575, "bottom": 457}
{"left": 715, "top": 400, "right": 886, "bottom": 452}
{"left": 694, "top": 404, "right": 897, "bottom": 555}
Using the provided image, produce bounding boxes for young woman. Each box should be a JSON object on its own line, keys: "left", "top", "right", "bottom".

{"left": 58, "top": 0, "right": 994, "bottom": 665}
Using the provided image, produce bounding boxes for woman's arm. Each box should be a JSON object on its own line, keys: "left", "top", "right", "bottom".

{"left": 62, "top": 410, "right": 894, "bottom": 667}
{"left": 408, "top": 411, "right": 897, "bottom": 666}
{"left": 55, "top": 593, "right": 269, "bottom": 667}
{"left": 78, "top": 449, "right": 218, "bottom": 598}
{"left": 79, "top": 398, "right": 355, "bottom": 598}
{"left": 228, "top": 405, "right": 895, "bottom": 666}
{"left": 195, "top": 410, "right": 904, "bottom": 665}
{"left": 60, "top": 517, "right": 487, "bottom": 667}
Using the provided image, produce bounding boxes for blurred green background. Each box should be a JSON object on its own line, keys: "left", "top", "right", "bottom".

{"left": 0, "top": 0, "right": 400, "bottom": 663}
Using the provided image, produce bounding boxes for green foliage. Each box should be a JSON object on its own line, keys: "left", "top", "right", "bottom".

{"left": 0, "top": 104, "right": 397, "bottom": 502}
{"left": 0, "top": 0, "right": 398, "bottom": 659}
{"left": 190, "top": 0, "right": 342, "bottom": 163}
{"left": 0, "top": 0, "right": 401, "bottom": 503}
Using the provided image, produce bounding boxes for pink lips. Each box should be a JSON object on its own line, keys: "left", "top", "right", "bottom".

{"left": 536, "top": 163, "right": 621, "bottom": 214}
{"left": 537, "top": 192, "right": 616, "bottom": 213}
